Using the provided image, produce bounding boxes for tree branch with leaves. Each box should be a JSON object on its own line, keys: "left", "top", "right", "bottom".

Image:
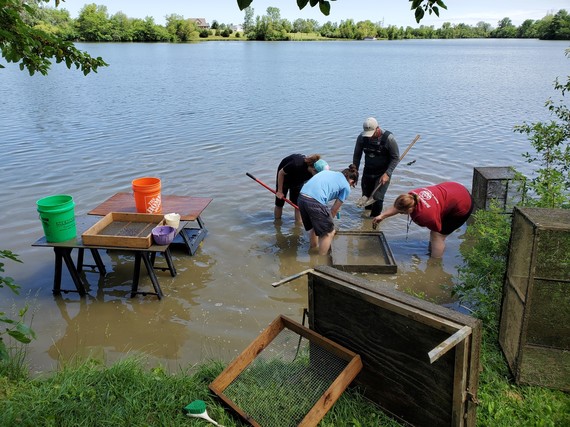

{"left": 0, "top": 0, "right": 107, "bottom": 75}
{"left": 1, "top": 250, "right": 35, "bottom": 362}
{"left": 237, "top": 0, "right": 447, "bottom": 22}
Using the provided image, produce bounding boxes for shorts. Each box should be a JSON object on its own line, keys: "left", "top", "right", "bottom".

{"left": 275, "top": 182, "right": 302, "bottom": 208}
{"left": 298, "top": 195, "right": 335, "bottom": 237}
{"left": 440, "top": 195, "right": 474, "bottom": 235}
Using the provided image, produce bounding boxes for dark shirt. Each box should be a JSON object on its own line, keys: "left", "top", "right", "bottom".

{"left": 277, "top": 154, "right": 312, "bottom": 187}
{"left": 353, "top": 131, "right": 400, "bottom": 176}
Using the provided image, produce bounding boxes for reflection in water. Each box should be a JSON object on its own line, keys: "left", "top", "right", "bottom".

{"left": 49, "top": 294, "right": 191, "bottom": 364}
{"left": 395, "top": 256, "right": 455, "bottom": 304}
{"left": 45, "top": 245, "right": 218, "bottom": 368}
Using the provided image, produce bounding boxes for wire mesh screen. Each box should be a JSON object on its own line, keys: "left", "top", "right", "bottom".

{"left": 471, "top": 166, "right": 521, "bottom": 212}
{"left": 222, "top": 326, "right": 350, "bottom": 427}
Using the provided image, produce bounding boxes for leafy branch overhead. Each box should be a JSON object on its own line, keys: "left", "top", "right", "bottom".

{"left": 237, "top": 0, "right": 447, "bottom": 21}
{"left": 411, "top": 0, "right": 447, "bottom": 23}
{"left": 0, "top": 0, "right": 107, "bottom": 75}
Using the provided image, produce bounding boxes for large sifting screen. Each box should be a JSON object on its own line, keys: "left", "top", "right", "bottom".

{"left": 210, "top": 315, "right": 362, "bottom": 427}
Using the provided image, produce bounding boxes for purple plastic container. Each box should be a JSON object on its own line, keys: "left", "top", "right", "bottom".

{"left": 151, "top": 225, "right": 176, "bottom": 245}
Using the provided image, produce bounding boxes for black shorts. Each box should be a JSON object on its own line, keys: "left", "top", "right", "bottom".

{"left": 440, "top": 195, "right": 474, "bottom": 235}
{"left": 298, "top": 195, "right": 335, "bottom": 237}
{"left": 275, "top": 182, "right": 302, "bottom": 208}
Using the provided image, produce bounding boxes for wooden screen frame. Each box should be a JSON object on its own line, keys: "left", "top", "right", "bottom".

{"left": 209, "top": 315, "right": 363, "bottom": 427}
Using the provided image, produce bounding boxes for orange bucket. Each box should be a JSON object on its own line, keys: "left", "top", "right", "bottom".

{"left": 132, "top": 177, "right": 162, "bottom": 214}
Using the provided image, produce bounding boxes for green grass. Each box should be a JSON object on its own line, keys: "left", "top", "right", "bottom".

{"left": 475, "top": 335, "right": 570, "bottom": 427}
{"left": 1, "top": 335, "right": 569, "bottom": 426}
{"left": 0, "top": 356, "right": 396, "bottom": 427}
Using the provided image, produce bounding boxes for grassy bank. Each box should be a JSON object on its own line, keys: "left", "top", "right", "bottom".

{"left": 1, "top": 338, "right": 568, "bottom": 426}
{"left": 0, "top": 357, "right": 399, "bottom": 426}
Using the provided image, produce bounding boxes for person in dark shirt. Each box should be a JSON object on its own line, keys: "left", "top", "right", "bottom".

{"left": 275, "top": 154, "right": 328, "bottom": 222}
{"left": 353, "top": 117, "right": 400, "bottom": 217}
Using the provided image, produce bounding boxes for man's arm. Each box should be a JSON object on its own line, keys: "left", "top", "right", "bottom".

{"left": 352, "top": 135, "right": 364, "bottom": 170}
{"left": 384, "top": 135, "right": 400, "bottom": 177}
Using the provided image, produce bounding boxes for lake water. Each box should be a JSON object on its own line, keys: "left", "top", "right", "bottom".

{"left": 1, "top": 39, "right": 568, "bottom": 374}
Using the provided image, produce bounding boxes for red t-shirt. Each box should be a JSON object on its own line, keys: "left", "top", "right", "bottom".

{"left": 409, "top": 182, "right": 472, "bottom": 233}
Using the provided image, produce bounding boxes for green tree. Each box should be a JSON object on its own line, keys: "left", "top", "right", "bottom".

{"left": 514, "top": 54, "right": 570, "bottom": 208}
{"left": 385, "top": 25, "right": 404, "bottom": 40}
{"left": 541, "top": 9, "right": 570, "bottom": 40}
{"left": 108, "top": 11, "right": 133, "bottom": 41}
{"left": 165, "top": 14, "right": 198, "bottom": 42}
{"left": 492, "top": 17, "right": 517, "bottom": 38}
{"left": 437, "top": 21, "right": 455, "bottom": 38}
{"left": 0, "top": 0, "right": 107, "bottom": 75}
{"left": 517, "top": 19, "right": 536, "bottom": 38}
{"left": 292, "top": 18, "right": 318, "bottom": 34}
{"left": 35, "top": 5, "right": 77, "bottom": 40}
{"left": 319, "top": 20, "right": 338, "bottom": 38}
{"left": 76, "top": 3, "right": 112, "bottom": 41}
{"left": 338, "top": 19, "right": 356, "bottom": 39}
{"left": 475, "top": 21, "right": 492, "bottom": 37}
{"left": 131, "top": 16, "right": 171, "bottom": 42}
{"left": 242, "top": 6, "right": 255, "bottom": 35}
{"left": 355, "top": 20, "right": 377, "bottom": 40}
{"left": 248, "top": 7, "right": 288, "bottom": 41}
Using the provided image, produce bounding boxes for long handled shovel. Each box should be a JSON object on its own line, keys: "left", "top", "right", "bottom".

{"left": 360, "top": 134, "right": 421, "bottom": 208}
{"left": 246, "top": 172, "right": 299, "bottom": 210}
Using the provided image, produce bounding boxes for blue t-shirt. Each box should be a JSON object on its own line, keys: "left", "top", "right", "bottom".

{"left": 300, "top": 170, "right": 351, "bottom": 205}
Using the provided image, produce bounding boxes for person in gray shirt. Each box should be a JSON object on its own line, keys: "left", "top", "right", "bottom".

{"left": 352, "top": 117, "right": 400, "bottom": 217}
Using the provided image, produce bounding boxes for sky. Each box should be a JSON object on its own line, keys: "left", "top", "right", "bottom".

{"left": 57, "top": 0, "right": 569, "bottom": 28}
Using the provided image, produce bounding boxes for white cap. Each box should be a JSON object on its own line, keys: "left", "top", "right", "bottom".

{"left": 362, "top": 117, "right": 378, "bottom": 137}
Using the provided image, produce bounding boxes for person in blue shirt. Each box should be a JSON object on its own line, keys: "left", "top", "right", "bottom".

{"left": 298, "top": 164, "right": 359, "bottom": 255}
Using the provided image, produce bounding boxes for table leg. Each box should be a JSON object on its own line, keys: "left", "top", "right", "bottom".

{"left": 53, "top": 248, "right": 63, "bottom": 295}
{"left": 77, "top": 248, "right": 85, "bottom": 274}
{"left": 140, "top": 253, "right": 163, "bottom": 299}
{"left": 131, "top": 252, "right": 142, "bottom": 297}
{"left": 130, "top": 253, "right": 163, "bottom": 300}
{"left": 91, "top": 249, "right": 107, "bottom": 276}
{"left": 54, "top": 247, "right": 87, "bottom": 296}
{"left": 76, "top": 248, "right": 106, "bottom": 277}
{"left": 163, "top": 249, "right": 177, "bottom": 277}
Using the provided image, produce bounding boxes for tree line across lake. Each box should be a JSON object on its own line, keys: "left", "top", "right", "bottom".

{"left": 37, "top": 4, "right": 570, "bottom": 42}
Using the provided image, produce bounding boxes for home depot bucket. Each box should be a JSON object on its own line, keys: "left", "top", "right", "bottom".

{"left": 132, "top": 177, "right": 162, "bottom": 214}
{"left": 36, "top": 194, "right": 77, "bottom": 243}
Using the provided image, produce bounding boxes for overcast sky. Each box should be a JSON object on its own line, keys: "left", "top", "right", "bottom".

{"left": 58, "top": 0, "right": 568, "bottom": 28}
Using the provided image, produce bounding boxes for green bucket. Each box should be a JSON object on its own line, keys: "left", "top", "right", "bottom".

{"left": 37, "top": 194, "right": 77, "bottom": 243}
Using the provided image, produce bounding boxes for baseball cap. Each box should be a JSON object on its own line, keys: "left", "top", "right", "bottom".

{"left": 362, "top": 117, "right": 378, "bottom": 137}
{"left": 314, "top": 159, "right": 329, "bottom": 172}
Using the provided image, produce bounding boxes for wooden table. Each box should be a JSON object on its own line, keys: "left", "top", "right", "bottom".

{"left": 32, "top": 216, "right": 177, "bottom": 300}
{"left": 89, "top": 193, "right": 212, "bottom": 255}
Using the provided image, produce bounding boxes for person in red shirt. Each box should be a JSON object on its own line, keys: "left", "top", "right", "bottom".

{"left": 372, "top": 182, "right": 473, "bottom": 258}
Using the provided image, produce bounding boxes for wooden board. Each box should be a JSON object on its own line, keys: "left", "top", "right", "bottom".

{"left": 307, "top": 266, "right": 481, "bottom": 427}
{"left": 88, "top": 192, "right": 212, "bottom": 221}
{"left": 331, "top": 231, "right": 397, "bottom": 274}
{"left": 81, "top": 212, "right": 165, "bottom": 248}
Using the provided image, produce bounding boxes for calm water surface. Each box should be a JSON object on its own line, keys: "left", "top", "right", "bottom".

{"left": 1, "top": 39, "right": 568, "bottom": 374}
